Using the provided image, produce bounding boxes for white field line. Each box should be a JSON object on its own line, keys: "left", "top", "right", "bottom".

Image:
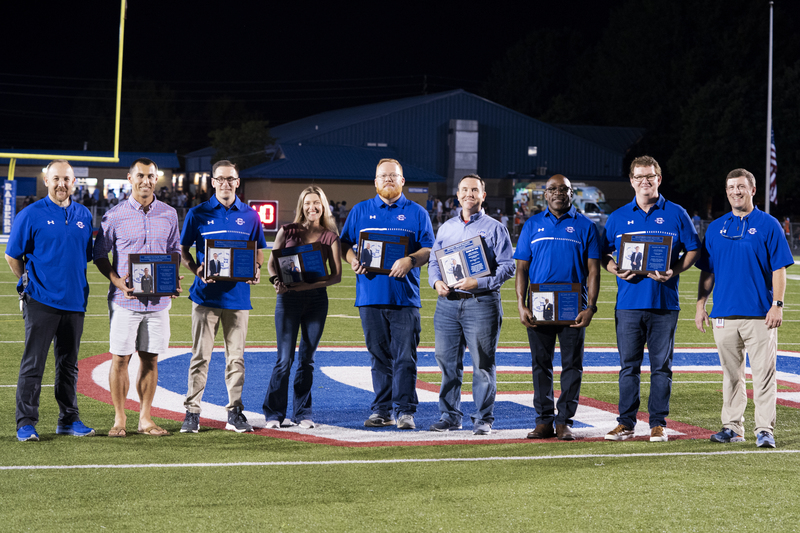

{"left": 2, "top": 449, "right": 799, "bottom": 471}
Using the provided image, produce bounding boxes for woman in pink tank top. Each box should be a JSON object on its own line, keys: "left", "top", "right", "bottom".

{"left": 263, "top": 186, "right": 342, "bottom": 429}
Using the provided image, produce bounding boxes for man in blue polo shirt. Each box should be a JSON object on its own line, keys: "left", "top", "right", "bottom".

{"left": 179, "top": 160, "right": 267, "bottom": 434}
{"left": 341, "top": 158, "right": 435, "bottom": 430}
{"left": 696, "top": 168, "right": 793, "bottom": 448}
{"left": 603, "top": 155, "right": 700, "bottom": 442}
{"left": 515, "top": 174, "right": 600, "bottom": 441}
{"left": 5, "top": 159, "right": 95, "bottom": 442}
{"left": 427, "top": 174, "right": 514, "bottom": 435}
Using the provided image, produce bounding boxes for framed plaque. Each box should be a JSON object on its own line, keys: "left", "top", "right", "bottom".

{"left": 127, "top": 252, "right": 180, "bottom": 297}
{"left": 528, "top": 283, "right": 582, "bottom": 325}
{"left": 618, "top": 234, "right": 674, "bottom": 274}
{"left": 357, "top": 232, "right": 410, "bottom": 274}
{"left": 434, "top": 236, "right": 492, "bottom": 287}
{"left": 204, "top": 239, "right": 258, "bottom": 282}
{"left": 272, "top": 242, "right": 331, "bottom": 285}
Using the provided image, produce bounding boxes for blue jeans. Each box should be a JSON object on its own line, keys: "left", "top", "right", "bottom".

{"left": 262, "top": 288, "right": 328, "bottom": 423}
{"left": 615, "top": 309, "right": 679, "bottom": 428}
{"left": 433, "top": 292, "right": 502, "bottom": 426}
{"left": 359, "top": 306, "right": 421, "bottom": 417}
{"left": 526, "top": 324, "right": 585, "bottom": 427}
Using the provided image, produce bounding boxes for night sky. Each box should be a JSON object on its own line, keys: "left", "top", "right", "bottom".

{"left": 2, "top": 1, "right": 622, "bottom": 147}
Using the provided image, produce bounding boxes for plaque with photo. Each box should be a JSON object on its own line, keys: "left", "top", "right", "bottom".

{"left": 357, "top": 232, "right": 410, "bottom": 274}
{"left": 272, "top": 242, "right": 331, "bottom": 285}
{"left": 204, "top": 239, "right": 258, "bottom": 282}
{"left": 618, "top": 234, "right": 674, "bottom": 274}
{"left": 434, "top": 236, "right": 492, "bottom": 287}
{"left": 127, "top": 252, "right": 181, "bottom": 297}
{"left": 528, "top": 283, "right": 583, "bottom": 325}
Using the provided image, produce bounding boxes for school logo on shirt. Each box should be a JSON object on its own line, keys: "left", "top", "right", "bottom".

{"left": 479, "top": 230, "right": 487, "bottom": 237}
{"left": 236, "top": 218, "right": 245, "bottom": 225}
{"left": 655, "top": 217, "right": 665, "bottom": 224}
{"left": 748, "top": 228, "right": 757, "bottom": 234}
{"left": 566, "top": 226, "right": 575, "bottom": 233}
{"left": 76, "top": 221, "right": 84, "bottom": 229}
{"left": 397, "top": 214, "right": 406, "bottom": 221}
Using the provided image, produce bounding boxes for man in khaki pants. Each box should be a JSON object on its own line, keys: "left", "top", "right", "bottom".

{"left": 695, "top": 168, "right": 794, "bottom": 448}
{"left": 179, "top": 160, "right": 266, "bottom": 433}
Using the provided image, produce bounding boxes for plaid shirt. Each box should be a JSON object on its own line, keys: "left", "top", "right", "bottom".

{"left": 93, "top": 197, "right": 180, "bottom": 311}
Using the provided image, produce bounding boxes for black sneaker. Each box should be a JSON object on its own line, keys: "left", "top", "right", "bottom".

{"left": 225, "top": 407, "right": 254, "bottom": 433}
{"left": 180, "top": 411, "right": 200, "bottom": 433}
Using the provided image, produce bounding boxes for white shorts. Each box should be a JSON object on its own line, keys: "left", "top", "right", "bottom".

{"left": 108, "top": 301, "right": 172, "bottom": 355}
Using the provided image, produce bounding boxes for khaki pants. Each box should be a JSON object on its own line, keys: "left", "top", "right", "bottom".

{"left": 712, "top": 318, "right": 777, "bottom": 436}
{"left": 184, "top": 302, "right": 249, "bottom": 413}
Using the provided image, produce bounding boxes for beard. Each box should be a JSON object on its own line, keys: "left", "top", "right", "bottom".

{"left": 377, "top": 181, "right": 401, "bottom": 199}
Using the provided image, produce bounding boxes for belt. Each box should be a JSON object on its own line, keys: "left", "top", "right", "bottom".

{"left": 446, "top": 291, "right": 495, "bottom": 301}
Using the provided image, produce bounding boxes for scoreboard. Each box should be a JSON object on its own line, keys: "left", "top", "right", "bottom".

{"left": 248, "top": 200, "right": 279, "bottom": 232}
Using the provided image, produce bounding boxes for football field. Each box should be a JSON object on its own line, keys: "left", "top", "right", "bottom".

{"left": 1, "top": 243, "right": 799, "bottom": 532}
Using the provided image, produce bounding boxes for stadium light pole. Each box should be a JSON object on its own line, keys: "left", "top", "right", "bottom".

{"left": 765, "top": 0, "right": 774, "bottom": 213}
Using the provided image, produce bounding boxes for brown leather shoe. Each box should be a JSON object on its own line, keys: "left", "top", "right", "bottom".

{"left": 526, "top": 423, "right": 556, "bottom": 439}
{"left": 556, "top": 424, "right": 575, "bottom": 441}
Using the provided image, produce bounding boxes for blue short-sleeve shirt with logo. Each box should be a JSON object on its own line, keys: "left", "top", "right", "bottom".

{"left": 603, "top": 195, "right": 700, "bottom": 311}
{"left": 180, "top": 195, "right": 267, "bottom": 310}
{"left": 696, "top": 207, "right": 794, "bottom": 317}
{"left": 340, "top": 194, "right": 435, "bottom": 307}
{"left": 6, "top": 196, "right": 93, "bottom": 312}
{"left": 514, "top": 206, "right": 601, "bottom": 302}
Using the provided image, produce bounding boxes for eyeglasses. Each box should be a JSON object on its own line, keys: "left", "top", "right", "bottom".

{"left": 213, "top": 177, "right": 239, "bottom": 184}
{"left": 545, "top": 186, "right": 572, "bottom": 195}
{"left": 376, "top": 173, "right": 402, "bottom": 181}
{"left": 631, "top": 174, "right": 659, "bottom": 183}
{"left": 720, "top": 215, "right": 749, "bottom": 240}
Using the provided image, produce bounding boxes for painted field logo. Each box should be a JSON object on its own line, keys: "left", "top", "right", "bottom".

{"left": 78, "top": 348, "right": 800, "bottom": 447}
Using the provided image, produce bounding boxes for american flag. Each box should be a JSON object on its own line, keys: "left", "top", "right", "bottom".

{"left": 769, "top": 129, "right": 777, "bottom": 205}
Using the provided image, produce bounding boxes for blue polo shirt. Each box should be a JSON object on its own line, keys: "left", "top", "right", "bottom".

{"left": 180, "top": 195, "right": 267, "bottom": 310}
{"left": 514, "top": 206, "right": 601, "bottom": 302}
{"left": 696, "top": 207, "right": 794, "bottom": 317}
{"left": 341, "top": 194, "right": 435, "bottom": 307}
{"left": 604, "top": 195, "right": 700, "bottom": 310}
{"left": 6, "top": 196, "right": 93, "bottom": 312}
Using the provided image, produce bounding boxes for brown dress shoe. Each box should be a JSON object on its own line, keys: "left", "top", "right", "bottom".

{"left": 527, "top": 423, "right": 556, "bottom": 439}
{"left": 556, "top": 424, "right": 575, "bottom": 441}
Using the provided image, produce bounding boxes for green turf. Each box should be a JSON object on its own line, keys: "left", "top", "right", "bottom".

{"left": 1, "top": 243, "right": 799, "bottom": 532}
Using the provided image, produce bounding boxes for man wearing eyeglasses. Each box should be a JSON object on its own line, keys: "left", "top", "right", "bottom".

{"left": 341, "top": 158, "right": 435, "bottom": 430}
{"left": 427, "top": 174, "right": 514, "bottom": 436}
{"left": 695, "top": 169, "right": 793, "bottom": 448}
{"left": 603, "top": 156, "right": 700, "bottom": 442}
{"left": 515, "top": 174, "right": 600, "bottom": 440}
{"left": 179, "top": 160, "right": 267, "bottom": 434}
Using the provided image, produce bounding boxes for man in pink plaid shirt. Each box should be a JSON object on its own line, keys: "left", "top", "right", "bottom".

{"left": 94, "top": 157, "right": 181, "bottom": 437}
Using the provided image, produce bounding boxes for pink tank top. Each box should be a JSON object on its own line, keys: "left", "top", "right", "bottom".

{"left": 281, "top": 223, "right": 338, "bottom": 248}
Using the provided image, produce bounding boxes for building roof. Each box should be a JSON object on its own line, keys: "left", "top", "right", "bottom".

{"left": 552, "top": 124, "right": 645, "bottom": 155}
{"left": 0, "top": 150, "right": 180, "bottom": 169}
{"left": 239, "top": 144, "right": 444, "bottom": 183}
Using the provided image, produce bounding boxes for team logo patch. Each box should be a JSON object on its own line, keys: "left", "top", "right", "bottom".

{"left": 397, "top": 214, "right": 406, "bottom": 221}
{"left": 566, "top": 226, "right": 575, "bottom": 233}
{"left": 76, "top": 221, "right": 84, "bottom": 229}
{"left": 77, "top": 347, "right": 800, "bottom": 447}
{"left": 236, "top": 218, "right": 245, "bottom": 226}
{"left": 479, "top": 230, "right": 487, "bottom": 237}
{"left": 748, "top": 228, "right": 757, "bottom": 234}
{"left": 655, "top": 217, "right": 665, "bottom": 224}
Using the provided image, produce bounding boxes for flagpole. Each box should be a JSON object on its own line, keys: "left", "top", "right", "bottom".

{"left": 765, "top": 0, "right": 774, "bottom": 213}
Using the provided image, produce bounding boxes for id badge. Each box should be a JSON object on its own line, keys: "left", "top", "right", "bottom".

{"left": 715, "top": 318, "right": 725, "bottom": 329}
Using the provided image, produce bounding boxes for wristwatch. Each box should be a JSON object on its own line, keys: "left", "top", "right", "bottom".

{"left": 773, "top": 301, "right": 784, "bottom": 308}
{"left": 587, "top": 305, "right": 598, "bottom": 313}
{"left": 409, "top": 256, "right": 417, "bottom": 267}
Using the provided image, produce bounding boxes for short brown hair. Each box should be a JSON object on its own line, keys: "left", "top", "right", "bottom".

{"left": 376, "top": 158, "right": 403, "bottom": 175}
{"left": 212, "top": 160, "right": 238, "bottom": 177}
{"left": 726, "top": 168, "right": 756, "bottom": 188}
{"left": 629, "top": 155, "right": 661, "bottom": 178}
{"left": 459, "top": 173, "right": 485, "bottom": 191}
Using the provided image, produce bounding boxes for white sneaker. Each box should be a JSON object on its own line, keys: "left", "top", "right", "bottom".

{"left": 396, "top": 414, "right": 416, "bottom": 430}
{"left": 298, "top": 420, "right": 316, "bottom": 429}
{"left": 265, "top": 420, "right": 280, "bottom": 429}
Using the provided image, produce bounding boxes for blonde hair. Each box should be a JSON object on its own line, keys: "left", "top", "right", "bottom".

{"left": 376, "top": 158, "right": 403, "bottom": 175}
{"left": 293, "top": 185, "right": 338, "bottom": 235}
